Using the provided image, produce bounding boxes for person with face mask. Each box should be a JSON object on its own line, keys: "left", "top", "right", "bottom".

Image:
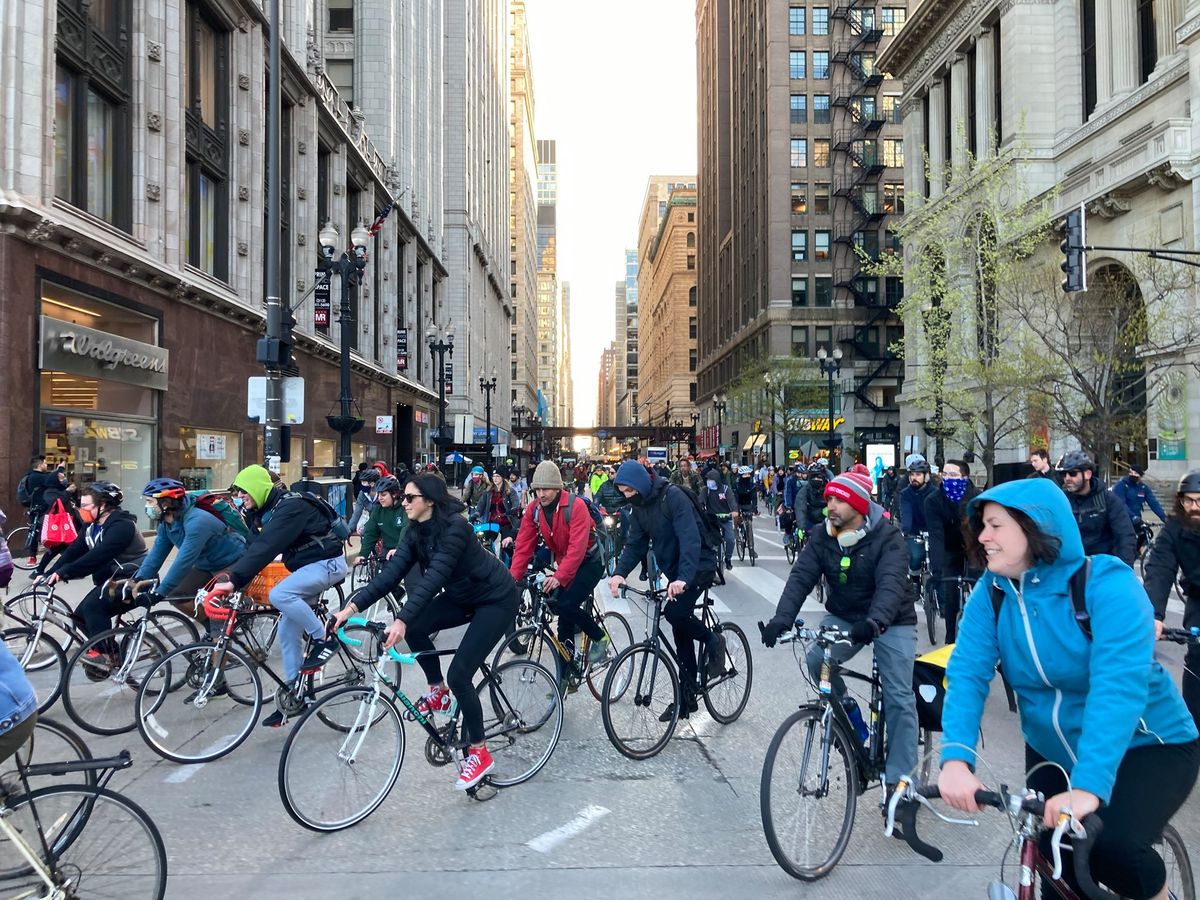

{"left": 701, "top": 466, "right": 736, "bottom": 571}
{"left": 463, "top": 465, "right": 490, "bottom": 509}
{"left": 1112, "top": 464, "right": 1168, "bottom": 555}
{"left": 923, "top": 459, "right": 980, "bottom": 643}
{"left": 40, "top": 482, "right": 148, "bottom": 641}
{"left": 899, "top": 457, "right": 937, "bottom": 575}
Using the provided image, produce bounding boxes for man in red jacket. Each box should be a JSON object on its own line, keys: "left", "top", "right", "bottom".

{"left": 510, "top": 460, "right": 609, "bottom": 664}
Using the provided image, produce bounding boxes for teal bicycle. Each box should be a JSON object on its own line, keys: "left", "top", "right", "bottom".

{"left": 277, "top": 619, "right": 564, "bottom": 831}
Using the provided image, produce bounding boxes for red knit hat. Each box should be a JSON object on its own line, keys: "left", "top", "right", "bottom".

{"left": 824, "top": 464, "right": 874, "bottom": 515}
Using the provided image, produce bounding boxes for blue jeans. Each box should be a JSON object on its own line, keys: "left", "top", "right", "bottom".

{"left": 719, "top": 518, "right": 735, "bottom": 564}
{"left": 905, "top": 536, "right": 926, "bottom": 575}
{"left": 269, "top": 556, "right": 348, "bottom": 680}
{"left": 805, "top": 614, "right": 918, "bottom": 785}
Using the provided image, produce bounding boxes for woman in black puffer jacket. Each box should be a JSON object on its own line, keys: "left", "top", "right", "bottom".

{"left": 332, "top": 473, "right": 518, "bottom": 791}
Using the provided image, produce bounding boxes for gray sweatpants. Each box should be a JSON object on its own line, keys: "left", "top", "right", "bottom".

{"left": 269, "top": 556, "right": 348, "bottom": 680}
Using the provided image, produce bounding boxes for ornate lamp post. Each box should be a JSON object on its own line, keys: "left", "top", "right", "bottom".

{"left": 816, "top": 346, "right": 844, "bottom": 474}
{"left": 690, "top": 412, "right": 700, "bottom": 456}
{"left": 478, "top": 367, "right": 497, "bottom": 462}
{"left": 425, "top": 323, "right": 455, "bottom": 456}
{"left": 713, "top": 393, "right": 728, "bottom": 461}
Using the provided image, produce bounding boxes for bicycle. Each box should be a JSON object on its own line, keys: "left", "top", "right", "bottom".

{"left": 926, "top": 574, "right": 977, "bottom": 646}
{"left": 600, "top": 583, "right": 752, "bottom": 760}
{"left": 3, "top": 716, "right": 96, "bottom": 793}
{"left": 7, "top": 511, "right": 37, "bottom": 571}
{"left": 1135, "top": 520, "right": 1156, "bottom": 579}
{"left": 757, "top": 619, "right": 935, "bottom": 881}
{"left": 780, "top": 510, "right": 801, "bottom": 565}
{"left": 492, "top": 571, "right": 634, "bottom": 699}
{"left": 0, "top": 747, "right": 167, "bottom": 898}
{"left": 278, "top": 618, "right": 563, "bottom": 831}
{"left": 734, "top": 509, "right": 757, "bottom": 565}
{"left": 886, "top": 779, "right": 1194, "bottom": 900}
{"left": 597, "top": 513, "right": 623, "bottom": 578}
{"left": 349, "top": 544, "right": 387, "bottom": 594}
{"left": 133, "top": 583, "right": 377, "bottom": 765}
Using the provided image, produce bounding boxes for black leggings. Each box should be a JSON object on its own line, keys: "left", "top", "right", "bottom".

{"left": 663, "top": 583, "right": 714, "bottom": 688}
{"left": 1026, "top": 740, "right": 1200, "bottom": 899}
{"left": 552, "top": 556, "right": 605, "bottom": 646}
{"left": 405, "top": 589, "right": 520, "bottom": 745}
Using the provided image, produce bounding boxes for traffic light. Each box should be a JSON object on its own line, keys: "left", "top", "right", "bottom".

{"left": 1060, "top": 205, "right": 1087, "bottom": 293}
{"left": 280, "top": 304, "right": 297, "bottom": 367}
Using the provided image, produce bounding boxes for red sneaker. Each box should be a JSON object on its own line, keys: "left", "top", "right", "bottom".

{"left": 455, "top": 745, "right": 495, "bottom": 791}
{"left": 416, "top": 686, "right": 452, "bottom": 716}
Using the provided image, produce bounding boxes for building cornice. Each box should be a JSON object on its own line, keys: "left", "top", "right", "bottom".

{"left": 1053, "top": 59, "right": 1188, "bottom": 156}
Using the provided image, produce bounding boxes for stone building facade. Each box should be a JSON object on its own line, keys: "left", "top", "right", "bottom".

{"left": 509, "top": 0, "right": 540, "bottom": 419}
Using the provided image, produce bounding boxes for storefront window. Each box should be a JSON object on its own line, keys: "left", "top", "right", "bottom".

{"left": 312, "top": 438, "right": 335, "bottom": 471}
{"left": 252, "top": 434, "right": 303, "bottom": 487}
{"left": 40, "top": 372, "right": 154, "bottom": 416}
{"left": 179, "top": 427, "right": 241, "bottom": 492}
{"left": 41, "top": 283, "right": 157, "bottom": 341}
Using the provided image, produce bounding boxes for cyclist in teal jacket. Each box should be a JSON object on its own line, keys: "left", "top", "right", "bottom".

{"left": 938, "top": 478, "right": 1198, "bottom": 900}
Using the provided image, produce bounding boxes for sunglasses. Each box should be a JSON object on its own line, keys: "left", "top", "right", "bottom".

{"left": 402, "top": 493, "right": 424, "bottom": 504}
{"left": 1064, "top": 469, "right": 1084, "bottom": 477}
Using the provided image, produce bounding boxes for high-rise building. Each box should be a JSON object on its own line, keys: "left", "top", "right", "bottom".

{"left": 443, "top": 0, "right": 511, "bottom": 447}
{"left": 637, "top": 178, "right": 699, "bottom": 430}
{"left": 509, "top": 1, "right": 540, "bottom": 419}
{"left": 696, "top": 0, "right": 906, "bottom": 463}
{"left": 558, "top": 281, "right": 574, "bottom": 426}
{"left": 597, "top": 343, "right": 619, "bottom": 430}
{"left": 536, "top": 139, "right": 560, "bottom": 424}
{"left": 614, "top": 280, "right": 629, "bottom": 424}
{"left": 619, "top": 249, "right": 640, "bottom": 423}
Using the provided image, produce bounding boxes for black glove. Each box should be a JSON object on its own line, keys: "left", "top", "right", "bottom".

{"left": 850, "top": 619, "right": 880, "bottom": 645}
{"left": 760, "top": 617, "right": 789, "bottom": 648}
{"left": 138, "top": 590, "right": 164, "bottom": 608}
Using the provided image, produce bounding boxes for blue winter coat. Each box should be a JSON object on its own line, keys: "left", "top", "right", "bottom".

{"left": 135, "top": 498, "right": 246, "bottom": 596}
{"left": 1111, "top": 475, "right": 1166, "bottom": 523}
{"left": 941, "top": 479, "right": 1197, "bottom": 802}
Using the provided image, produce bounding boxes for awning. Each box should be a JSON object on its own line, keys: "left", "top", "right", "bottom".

{"left": 743, "top": 433, "right": 768, "bottom": 451}
{"left": 697, "top": 449, "right": 717, "bottom": 459}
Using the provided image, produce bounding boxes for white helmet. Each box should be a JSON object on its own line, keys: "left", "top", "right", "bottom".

{"left": 738, "top": 465, "right": 753, "bottom": 475}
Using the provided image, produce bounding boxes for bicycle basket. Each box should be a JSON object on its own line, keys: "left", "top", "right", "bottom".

{"left": 243, "top": 560, "right": 289, "bottom": 606}
{"left": 913, "top": 644, "right": 953, "bottom": 731}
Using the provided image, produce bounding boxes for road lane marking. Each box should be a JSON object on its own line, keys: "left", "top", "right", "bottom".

{"left": 162, "top": 735, "right": 239, "bottom": 783}
{"left": 526, "top": 805, "right": 610, "bottom": 853}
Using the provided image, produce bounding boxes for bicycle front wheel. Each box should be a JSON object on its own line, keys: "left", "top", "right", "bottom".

{"left": 2, "top": 627, "right": 65, "bottom": 714}
{"left": 7, "top": 528, "right": 33, "bottom": 570}
{"left": 0, "top": 784, "right": 167, "bottom": 898}
{"left": 585, "top": 611, "right": 635, "bottom": 701}
{"left": 1159, "top": 823, "right": 1196, "bottom": 900}
{"left": 146, "top": 609, "right": 201, "bottom": 652}
{"left": 760, "top": 705, "right": 859, "bottom": 881}
{"left": 923, "top": 579, "right": 939, "bottom": 646}
{"left": 601, "top": 643, "right": 679, "bottom": 760}
{"left": 736, "top": 526, "right": 746, "bottom": 561}
{"left": 4, "top": 589, "right": 79, "bottom": 656}
{"left": 279, "top": 687, "right": 406, "bottom": 832}
{"left": 785, "top": 535, "right": 796, "bottom": 565}
{"left": 702, "top": 622, "right": 753, "bottom": 723}
{"left": 136, "top": 643, "right": 262, "bottom": 764}
{"left": 491, "top": 625, "right": 562, "bottom": 682}
{"left": 62, "top": 627, "right": 167, "bottom": 735}
{"left": 479, "top": 659, "right": 563, "bottom": 787}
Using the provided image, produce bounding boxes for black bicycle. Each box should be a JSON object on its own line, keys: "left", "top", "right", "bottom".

{"left": 925, "top": 574, "right": 977, "bottom": 645}
{"left": 758, "top": 619, "right": 935, "bottom": 881}
{"left": 1135, "top": 520, "right": 1156, "bottom": 578}
{"left": 600, "top": 583, "right": 752, "bottom": 759}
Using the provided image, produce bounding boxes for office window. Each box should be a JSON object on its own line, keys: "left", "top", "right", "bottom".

{"left": 852, "top": 52, "right": 876, "bottom": 76}
{"left": 862, "top": 278, "right": 880, "bottom": 305}
{"left": 791, "top": 326, "right": 810, "bottom": 356}
{"left": 813, "top": 94, "right": 831, "bottom": 124}
{"left": 689, "top": 348, "right": 697, "bottom": 372}
{"left": 814, "top": 182, "right": 831, "bottom": 213}
{"left": 328, "top": 0, "right": 353, "bottom": 31}
{"left": 886, "top": 229, "right": 902, "bottom": 255}
{"left": 885, "top": 277, "right": 904, "bottom": 306}
{"left": 813, "top": 139, "right": 831, "bottom": 167}
{"left": 854, "top": 229, "right": 880, "bottom": 259}
{"left": 789, "top": 6, "right": 805, "bottom": 34}
{"left": 791, "top": 182, "right": 807, "bottom": 214}
{"left": 184, "top": 2, "right": 230, "bottom": 278}
{"left": 882, "top": 94, "right": 902, "bottom": 124}
{"left": 884, "top": 139, "right": 904, "bottom": 167}
{"left": 791, "top": 230, "right": 807, "bottom": 262}
{"left": 689, "top": 316, "right": 697, "bottom": 339}
{"left": 813, "top": 51, "right": 830, "bottom": 79}
{"left": 790, "top": 94, "right": 807, "bottom": 124}
{"left": 814, "top": 230, "right": 831, "bottom": 260}
{"left": 791, "top": 138, "right": 808, "bottom": 167}
{"left": 815, "top": 277, "right": 834, "bottom": 307}
{"left": 687, "top": 255, "right": 696, "bottom": 270}
{"left": 791, "top": 278, "right": 808, "bottom": 308}
{"left": 327, "top": 59, "right": 354, "bottom": 105}
{"left": 1082, "top": 0, "right": 1097, "bottom": 117}
{"left": 1138, "top": 0, "right": 1156, "bottom": 83}
{"left": 813, "top": 7, "right": 829, "bottom": 34}
{"left": 881, "top": 7, "right": 907, "bottom": 35}
{"left": 884, "top": 182, "right": 905, "bottom": 214}
{"left": 689, "top": 286, "right": 697, "bottom": 306}
{"left": 852, "top": 7, "right": 876, "bottom": 29}
{"left": 815, "top": 325, "right": 834, "bottom": 349}
{"left": 790, "top": 51, "right": 806, "bottom": 79}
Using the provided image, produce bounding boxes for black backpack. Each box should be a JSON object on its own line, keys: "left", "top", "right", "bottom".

{"left": 282, "top": 491, "right": 352, "bottom": 544}
{"left": 16, "top": 475, "right": 33, "bottom": 508}
{"left": 664, "top": 484, "right": 722, "bottom": 552}
{"left": 991, "top": 557, "right": 1093, "bottom": 639}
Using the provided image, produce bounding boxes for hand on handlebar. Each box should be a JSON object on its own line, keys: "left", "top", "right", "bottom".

{"left": 607, "top": 575, "right": 625, "bottom": 597}
{"left": 1043, "top": 788, "right": 1099, "bottom": 831}
{"left": 382, "top": 618, "right": 406, "bottom": 650}
{"left": 330, "top": 604, "right": 357, "bottom": 630}
{"left": 937, "top": 760, "right": 987, "bottom": 813}
{"left": 211, "top": 580, "right": 234, "bottom": 595}
{"left": 1155, "top": 618, "right": 1165, "bottom": 640}
{"left": 759, "top": 617, "right": 789, "bottom": 648}
{"left": 666, "top": 579, "right": 686, "bottom": 598}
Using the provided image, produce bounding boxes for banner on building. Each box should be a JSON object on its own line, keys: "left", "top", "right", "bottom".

{"left": 443, "top": 361, "right": 453, "bottom": 395}
{"left": 314, "top": 271, "right": 331, "bottom": 331}
{"left": 397, "top": 328, "right": 408, "bottom": 371}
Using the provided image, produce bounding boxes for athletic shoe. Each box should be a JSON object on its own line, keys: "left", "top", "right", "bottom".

{"left": 261, "top": 709, "right": 288, "bottom": 728}
{"left": 705, "top": 632, "right": 728, "bottom": 678}
{"left": 183, "top": 675, "right": 227, "bottom": 705}
{"left": 299, "top": 635, "right": 339, "bottom": 673}
{"left": 416, "top": 686, "right": 452, "bottom": 716}
{"left": 455, "top": 745, "right": 495, "bottom": 791}
{"left": 658, "top": 692, "right": 699, "bottom": 722}
{"left": 586, "top": 635, "right": 611, "bottom": 667}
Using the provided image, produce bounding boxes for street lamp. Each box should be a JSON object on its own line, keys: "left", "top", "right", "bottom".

{"left": 764, "top": 373, "right": 780, "bottom": 468}
{"left": 318, "top": 220, "right": 370, "bottom": 478}
{"left": 690, "top": 412, "right": 700, "bottom": 456}
{"left": 425, "top": 321, "right": 456, "bottom": 456}
{"left": 478, "top": 367, "right": 497, "bottom": 463}
{"left": 713, "top": 393, "right": 727, "bottom": 461}
{"left": 816, "top": 346, "right": 844, "bottom": 474}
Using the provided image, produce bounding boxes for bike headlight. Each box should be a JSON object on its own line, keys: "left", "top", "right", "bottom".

{"left": 603, "top": 516, "right": 614, "bottom": 527}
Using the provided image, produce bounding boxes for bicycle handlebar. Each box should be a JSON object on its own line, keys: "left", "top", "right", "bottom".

{"left": 336, "top": 616, "right": 421, "bottom": 665}
{"left": 756, "top": 618, "right": 852, "bottom": 647}
{"left": 1162, "top": 625, "right": 1200, "bottom": 644}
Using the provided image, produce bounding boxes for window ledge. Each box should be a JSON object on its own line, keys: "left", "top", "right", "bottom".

{"left": 50, "top": 199, "right": 146, "bottom": 251}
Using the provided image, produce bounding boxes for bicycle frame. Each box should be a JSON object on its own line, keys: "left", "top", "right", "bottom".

{"left": 809, "top": 641, "right": 887, "bottom": 790}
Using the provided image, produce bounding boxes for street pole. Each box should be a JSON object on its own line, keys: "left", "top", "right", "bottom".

{"left": 318, "top": 222, "right": 368, "bottom": 479}
{"left": 764, "top": 374, "right": 777, "bottom": 468}
{"left": 260, "top": 0, "right": 283, "bottom": 465}
{"left": 426, "top": 325, "right": 455, "bottom": 461}
{"left": 714, "top": 394, "right": 727, "bottom": 462}
{"left": 479, "top": 369, "right": 497, "bottom": 463}
{"left": 690, "top": 412, "right": 700, "bottom": 456}
{"left": 817, "top": 346, "right": 843, "bottom": 475}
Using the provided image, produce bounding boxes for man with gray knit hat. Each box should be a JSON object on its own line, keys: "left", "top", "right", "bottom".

{"left": 760, "top": 463, "right": 918, "bottom": 796}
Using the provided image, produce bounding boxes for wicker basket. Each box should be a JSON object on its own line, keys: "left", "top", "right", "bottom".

{"left": 242, "top": 561, "right": 289, "bottom": 606}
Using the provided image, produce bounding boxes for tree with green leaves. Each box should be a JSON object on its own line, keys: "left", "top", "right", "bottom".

{"left": 724, "top": 353, "right": 829, "bottom": 464}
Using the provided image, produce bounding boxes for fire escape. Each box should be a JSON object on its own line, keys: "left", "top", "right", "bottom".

{"left": 829, "top": 0, "right": 901, "bottom": 419}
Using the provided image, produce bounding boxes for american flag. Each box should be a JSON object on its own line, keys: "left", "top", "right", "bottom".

{"left": 366, "top": 200, "right": 395, "bottom": 237}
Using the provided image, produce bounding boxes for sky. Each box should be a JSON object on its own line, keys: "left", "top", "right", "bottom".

{"left": 522, "top": 0, "right": 698, "bottom": 427}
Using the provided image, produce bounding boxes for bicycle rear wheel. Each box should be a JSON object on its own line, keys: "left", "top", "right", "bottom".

{"left": 491, "top": 625, "right": 561, "bottom": 680}
{"left": 135, "top": 642, "right": 262, "bottom": 764}
{"left": 479, "top": 659, "right": 563, "bottom": 787}
{"left": 785, "top": 534, "right": 796, "bottom": 565}
{"left": 760, "top": 705, "right": 859, "bottom": 881}
{"left": 702, "top": 622, "right": 753, "bottom": 723}
{"left": 146, "top": 609, "right": 201, "bottom": 652}
{"left": 923, "top": 579, "right": 939, "bottom": 646}
{"left": 61, "top": 627, "right": 167, "bottom": 735}
{"left": 10, "top": 716, "right": 95, "bottom": 792}
{"left": 4, "top": 589, "right": 79, "bottom": 656}
{"left": 230, "top": 609, "right": 280, "bottom": 667}
{"left": 7, "top": 528, "right": 33, "bottom": 570}
{"left": 601, "top": 643, "right": 679, "bottom": 760}
{"left": 2, "top": 627, "right": 65, "bottom": 714}
{"left": 1159, "top": 823, "right": 1195, "bottom": 900}
{"left": 585, "top": 611, "right": 634, "bottom": 701}
{"left": 0, "top": 784, "right": 167, "bottom": 898}
{"left": 279, "top": 686, "right": 406, "bottom": 832}
{"left": 736, "top": 525, "right": 746, "bottom": 561}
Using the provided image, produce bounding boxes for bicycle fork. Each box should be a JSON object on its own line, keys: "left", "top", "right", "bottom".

{"left": 0, "top": 808, "right": 66, "bottom": 900}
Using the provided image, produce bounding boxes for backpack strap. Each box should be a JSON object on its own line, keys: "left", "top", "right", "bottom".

{"left": 1069, "top": 557, "right": 1092, "bottom": 640}
{"left": 532, "top": 493, "right": 572, "bottom": 529}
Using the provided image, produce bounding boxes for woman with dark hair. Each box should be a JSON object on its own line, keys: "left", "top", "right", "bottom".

{"left": 938, "top": 479, "right": 1198, "bottom": 900}
{"left": 331, "top": 472, "right": 518, "bottom": 791}
{"left": 473, "top": 470, "right": 521, "bottom": 554}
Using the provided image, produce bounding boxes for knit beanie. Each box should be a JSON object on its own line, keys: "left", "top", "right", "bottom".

{"left": 824, "top": 464, "right": 874, "bottom": 516}
{"left": 530, "top": 460, "right": 564, "bottom": 490}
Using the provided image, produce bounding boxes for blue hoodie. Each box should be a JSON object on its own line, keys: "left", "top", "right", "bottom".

{"left": 135, "top": 497, "right": 247, "bottom": 596}
{"left": 941, "top": 479, "right": 1197, "bottom": 802}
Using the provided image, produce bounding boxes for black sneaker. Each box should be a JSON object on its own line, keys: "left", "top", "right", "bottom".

{"left": 658, "top": 692, "right": 699, "bottom": 722}
{"left": 261, "top": 709, "right": 289, "bottom": 728}
{"left": 705, "top": 632, "right": 727, "bottom": 678}
{"left": 299, "top": 635, "right": 339, "bottom": 673}
{"left": 183, "top": 677, "right": 228, "bottom": 705}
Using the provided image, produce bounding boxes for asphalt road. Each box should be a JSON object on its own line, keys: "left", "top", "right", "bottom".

{"left": 11, "top": 524, "right": 1199, "bottom": 900}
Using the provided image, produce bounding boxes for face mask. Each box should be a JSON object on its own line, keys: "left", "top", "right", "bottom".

{"left": 232, "top": 496, "right": 245, "bottom": 509}
{"left": 145, "top": 504, "right": 161, "bottom": 521}
{"left": 79, "top": 507, "right": 96, "bottom": 525}
{"left": 707, "top": 480, "right": 718, "bottom": 491}
{"left": 942, "top": 477, "right": 969, "bottom": 503}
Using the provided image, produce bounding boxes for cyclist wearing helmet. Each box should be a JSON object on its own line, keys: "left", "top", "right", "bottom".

{"left": 463, "top": 465, "right": 490, "bottom": 508}
{"left": 899, "top": 456, "right": 936, "bottom": 575}
{"left": 701, "top": 465, "right": 736, "bottom": 570}
{"left": 41, "top": 483, "right": 148, "bottom": 639}
{"left": 1112, "top": 464, "right": 1168, "bottom": 540}
{"left": 732, "top": 465, "right": 759, "bottom": 562}
{"left": 1143, "top": 469, "right": 1200, "bottom": 728}
{"left": 351, "top": 474, "right": 409, "bottom": 565}
{"left": 799, "top": 461, "right": 831, "bottom": 531}
{"left": 347, "top": 467, "right": 381, "bottom": 535}
{"left": 132, "top": 478, "right": 246, "bottom": 612}
{"left": 1058, "top": 450, "right": 1136, "bottom": 565}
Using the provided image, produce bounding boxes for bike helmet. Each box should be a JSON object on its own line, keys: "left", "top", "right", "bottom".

{"left": 142, "top": 477, "right": 186, "bottom": 500}
{"left": 1057, "top": 450, "right": 1095, "bottom": 472}
{"left": 738, "top": 465, "right": 753, "bottom": 476}
{"left": 375, "top": 475, "right": 401, "bottom": 495}
{"left": 1178, "top": 469, "right": 1200, "bottom": 495}
{"left": 87, "top": 481, "right": 124, "bottom": 506}
{"left": 907, "top": 458, "right": 931, "bottom": 474}
{"left": 360, "top": 468, "right": 380, "bottom": 483}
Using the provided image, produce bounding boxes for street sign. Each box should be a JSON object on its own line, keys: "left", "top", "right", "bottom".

{"left": 313, "top": 270, "right": 330, "bottom": 332}
{"left": 646, "top": 446, "right": 668, "bottom": 463}
{"left": 376, "top": 415, "right": 393, "bottom": 434}
{"left": 396, "top": 328, "right": 408, "bottom": 371}
{"left": 598, "top": 429, "right": 608, "bottom": 439}
{"left": 247, "top": 376, "right": 305, "bottom": 423}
